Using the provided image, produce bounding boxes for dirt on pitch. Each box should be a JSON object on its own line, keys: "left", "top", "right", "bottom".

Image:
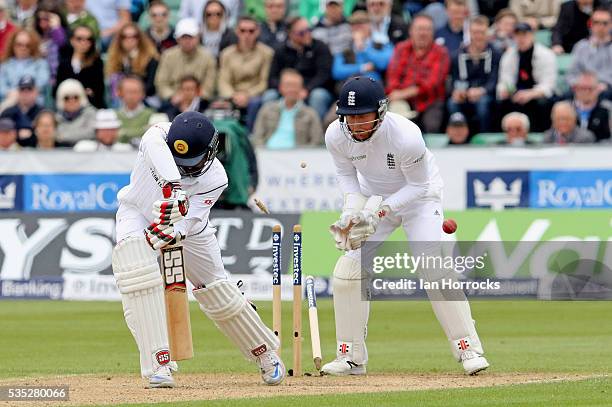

{"left": 0, "top": 371, "right": 599, "bottom": 406}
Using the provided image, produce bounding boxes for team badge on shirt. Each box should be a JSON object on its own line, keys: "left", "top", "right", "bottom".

{"left": 386, "top": 153, "right": 396, "bottom": 169}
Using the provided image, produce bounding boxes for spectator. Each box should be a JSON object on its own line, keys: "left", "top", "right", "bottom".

{"left": 501, "top": 111, "right": 531, "bottom": 145}
{"left": 63, "top": 0, "right": 100, "bottom": 40}
{"left": 477, "top": 0, "right": 510, "bottom": 21}
{"left": 55, "top": 79, "right": 97, "bottom": 146}
{"left": 299, "top": 0, "right": 358, "bottom": 26}
{"left": 267, "top": 17, "right": 334, "bottom": 119}
{"left": 13, "top": 0, "right": 37, "bottom": 28}
{"left": 496, "top": 22, "right": 556, "bottom": 132}
{"left": 448, "top": 15, "right": 500, "bottom": 133}
{"left": 566, "top": 7, "right": 612, "bottom": 97}
{"left": 446, "top": 111, "right": 471, "bottom": 144}
{"left": 33, "top": 109, "right": 70, "bottom": 148}
{"left": 0, "top": 29, "right": 50, "bottom": 108}
{"left": 34, "top": 5, "right": 67, "bottom": 86}
{"left": 201, "top": 0, "right": 237, "bottom": 58}
{"left": 55, "top": 25, "right": 106, "bottom": 108}
{"left": 259, "top": 0, "right": 288, "bottom": 50}
{"left": 74, "top": 109, "right": 133, "bottom": 151}
{"left": 155, "top": 18, "right": 217, "bottom": 103}
{"left": 180, "top": 0, "right": 241, "bottom": 27}
{"left": 85, "top": 0, "right": 131, "bottom": 49}
{"left": 0, "top": 75, "right": 43, "bottom": 147}
{"left": 367, "top": 0, "right": 408, "bottom": 45}
{"left": 544, "top": 101, "right": 596, "bottom": 143}
{"left": 386, "top": 14, "right": 450, "bottom": 133}
{"left": 551, "top": 0, "right": 603, "bottom": 54}
{"left": 162, "top": 75, "right": 209, "bottom": 120}
{"left": 491, "top": 8, "right": 517, "bottom": 53}
{"left": 115, "top": 75, "right": 154, "bottom": 143}
{"left": 218, "top": 16, "right": 274, "bottom": 131}
{"left": 435, "top": 0, "right": 469, "bottom": 57}
{"left": 509, "top": 0, "right": 561, "bottom": 29}
{"left": 570, "top": 71, "right": 611, "bottom": 141}
{"left": 332, "top": 10, "right": 393, "bottom": 83}
{"left": 312, "top": 0, "right": 352, "bottom": 55}
{"left": 253, "top": 68, "right": 323, "bottom": 148}
{"left": 106, "top": 23, "right": 159, "bottom": 106}
{"left": 145, "top": 1, "right": 177, "bottom": 53}
{"left": 0, "top": 118, "right": 18, "bottom": 150}
{"left": 0, "top": 1, "right": 17, "bottom": 56}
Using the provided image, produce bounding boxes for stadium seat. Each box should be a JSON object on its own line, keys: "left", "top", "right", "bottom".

{"left": 424, "top": 133, "right": 449, "bottom": 148}
{"left": 470, "top": 133, "right": 506, "bottom": 145}
{"left": 556, "top": 54, "right": 573, "bottom": 95}
{"left": 527, "top": 132, "right": 544, "bottom": 144}
{"left": 535, "top": 30, "right": 552, "bottom": 47}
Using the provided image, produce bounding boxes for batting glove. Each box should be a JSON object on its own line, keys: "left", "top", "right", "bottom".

{"left": 152, "top": 183, "right": 189, "bottom": 225}
{"left": 144, "top": 222, "right": 184, "bottom": 250}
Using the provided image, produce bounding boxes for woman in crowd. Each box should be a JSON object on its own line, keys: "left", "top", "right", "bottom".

{"left": 34, "top": 4, "right": 67, "bottom": 86}
{"left": 55, "top": 78, "right": 97, "bottom": 146}
{"left": 33, "top": 109, "right": 70, "bottom": 148}
{"left": 201, "top": 0, "right": 236, "bottom": 58}
{"left": 55, "top": 25, "right": 106, "bottom": 108}
{"left": 106, "top": 22, "right": 159, "bottom": 106}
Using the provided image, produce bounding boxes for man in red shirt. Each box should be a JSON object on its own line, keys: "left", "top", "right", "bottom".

{"left": 0, "top": 0, "right": 16, "bottom": 57}
{"left": 386, "top": 14, "right": 450, "bottom": 133}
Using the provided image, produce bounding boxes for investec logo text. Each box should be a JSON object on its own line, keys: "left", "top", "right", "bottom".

{"left": 30, "top": 182, "right": 120, "bottom": 211}
{"left": 537, "top": 179, "right": 612, "bottom": 208}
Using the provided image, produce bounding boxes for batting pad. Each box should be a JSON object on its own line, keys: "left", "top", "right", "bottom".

{"left": 332, "top": 255, "right": 369, "bottom": 364}
{"left": 194, "top": 280, "right": 279, "bottom": 361}
{"left": 112, "top": 237, "right": 172, "bottom": 377}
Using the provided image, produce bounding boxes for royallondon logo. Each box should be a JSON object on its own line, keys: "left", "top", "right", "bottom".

{"left": 467, "top": 171, "right": 529, "bottom": 211}
{"left": 530, "top": 170, "right": 612, "bottom": 209}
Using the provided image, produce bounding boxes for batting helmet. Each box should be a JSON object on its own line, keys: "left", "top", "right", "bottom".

{"left": 336, "top": 76, "right": 388, "bottom": 142}
{"left": 167, "top": 111, "right": 219, "bottom": 177}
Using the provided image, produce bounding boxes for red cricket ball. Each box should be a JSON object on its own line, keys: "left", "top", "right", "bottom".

{"left": 442, "top": 219, "right": 457, "bottom": 234}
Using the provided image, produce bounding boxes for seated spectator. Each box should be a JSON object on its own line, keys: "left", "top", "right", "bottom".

{"left": 55, "top": 25, "right": 106, "bottom": 108}
{"left": 448, "top": 15, "right": 500, "bottom": 133}
{"left": 55, "top": 79, "right": 97, "bottom": 146}
{"left": 0, "top": 75, "right": 43, "bottom": 147}
{"left": 34, "top": 5, "right": 67, "bottom": 86}
{"left": 155, "top": 18, "right": 217, "bottom": 104}
{"left": 332, "top": 11, "right": 393, "bottom": 83}
{"left": 312, "top": 0, "right": 352, "bottom": 55}
{"left": 501, "top": 111, "right": 531, "bottom": 145}
{"left": 367, "top": 0, "right": 408, "bottom": 45}
{"left": 446, "top": 111, "right": 471, "bottom": 144}
{"left": 570, "top": 71, "right": 611, "bottom": 141}
{"left": 551, "top": 0, "right": 602, "bottom": 54}
{"left": 115, "top": 76, "right": 154, "bottom": 144}
{"left": 74, "top": 109, "right": 133, "bottom": 151}
{"left": 162, "top": 75, "right": 209, "bottom": 120}
{"left": 544, "top": 101, "right": 596, "bottom": 143}
{"left": 0, "top": 29, "right": 50, "bottom": 107}
{"left": 180, "top": 0, "right": 241, "bottom": 27}
{"left": 509, "top": 0, "right": 560, "bottom": 29}
{"left": 266, "top": 17, "right": 334, "bottom": 119}
{"left": 386, "top": 14, "right": 450, "bottom": 133}
{"left": 218, "top": 16, "right": 274, "bottom": 131}
{"left": 566, "top": 7, "right": 611, "bottom": 98}
{"left": 496, "top": 22, "right": 556, "bottom": 132}
{"left": 0, "top": 118, "right": 18, "bottom": 150}
{"left": 13, "top": 0, "right": 37, "bottom": 28}
{"left": 106, "top": 23, "right": 159, "bottom": 106}
{"left": 85, "top": 0, "right": 131, "bottom": 50}
{"left": 435, "top": 0, "right": 469, "bottom": 57}
{"left": 33, "top": 109, "right": 71, "bottom": 148}
{"left": 0, "top": 1, "right": 16, "bottom": 56}
{"left": 491, "top": 8, "right": 518, "bottom": 53}
{"left": 201, "top": 0, "right": 236, "bottom": 58}
{"left": 145, "top": 1, "right": 177, "bottom": 53}
{"left": 253, "top": 69, "right": 323, "bottom": 148}
{"left": 259, "top": 0, "right": 288, "bottom": 50}
{"left": 64, "top": 0, "right": 100, "bottom": 40}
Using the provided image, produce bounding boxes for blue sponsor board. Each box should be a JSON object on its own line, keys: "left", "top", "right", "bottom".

{"left": 467, "top": 171, "right": 529, "bottom": 210}
{"left": 0, "top": 279, "right": 64, "bottom": 300}
{"left": 0, "top": 175, "right": 23, "bottom": 211}
{"left": 530, "top": 170, "right": 612, "bottom": 209}
{"left": 24, "top": 174, "right": 130, "bottom": 212}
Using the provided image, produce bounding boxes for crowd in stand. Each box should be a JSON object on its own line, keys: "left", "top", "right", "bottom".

{"left": 0, "top": 0, "right": 611, "bottom": 153}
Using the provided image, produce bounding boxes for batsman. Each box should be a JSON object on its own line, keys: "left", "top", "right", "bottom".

{"left": 112, "top": 111, "right": 285, "bottom": 388}
{"left": 322, "top": 77, "right": 489, "bottom": 376}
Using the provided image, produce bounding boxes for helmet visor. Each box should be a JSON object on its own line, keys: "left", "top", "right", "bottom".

{"left": 176, "top": 132, "right": 219, "bottom": 177}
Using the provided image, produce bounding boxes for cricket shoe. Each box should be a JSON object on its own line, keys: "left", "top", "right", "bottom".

{"left": 148, "top": 365, "right": 175, "bottom": 388}
{"left": 460, "top": 350, "right": 489, "bottom": 375}
{"left": 321, "top": 356, "right": 366, "bottom": 376}
{"left": 257, "top": 350, "right": 286, "bottom": 385}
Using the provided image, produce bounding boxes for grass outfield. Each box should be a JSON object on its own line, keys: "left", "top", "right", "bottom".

{"left": 1, "top": 300, "right": 611, "bottom": 405}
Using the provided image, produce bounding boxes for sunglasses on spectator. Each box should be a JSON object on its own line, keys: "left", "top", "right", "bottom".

{"left": 206, "top": 11, "right": 223, "bottom": 17}
{"left": 239, "top": 28, "right": 257, "bottom": 34}
{"left": 74, "top": 35, "right": 92, "bottom": 42}
{"left": 14, "top": 41, "right": 30, "bottom": 48}
{"left": 294, "top": 28, "right": 310, "bottom": 36}
{"left": 63, "top": 95, "right": 80, "bottom": 101}
{"left": 151, "top": 11, "right": 168, "bottom": 17}
{"left": 121, "top": 33, "right": 139, "bottom": 39}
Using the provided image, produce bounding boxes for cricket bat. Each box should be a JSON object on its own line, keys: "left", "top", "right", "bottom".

{"left": 161, "top": 245, "right": 194, "bottom": 360}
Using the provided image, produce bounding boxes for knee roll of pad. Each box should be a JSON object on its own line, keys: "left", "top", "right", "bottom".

{"left": 112, "top": 237, "right": 162, "bottom": 294}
